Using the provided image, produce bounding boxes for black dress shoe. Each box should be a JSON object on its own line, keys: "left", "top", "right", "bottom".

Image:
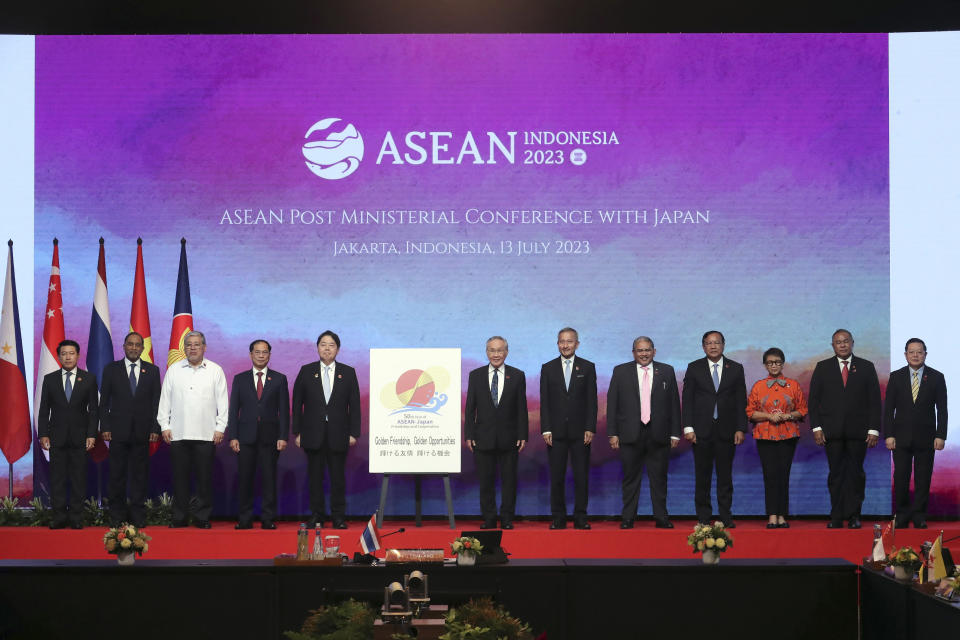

{"left": 778, "top": 522, "right": 790, "bottom": 529}
{"left": 913, "top": 520, "right": 928, "bottom": 529}
{"left": 767, "top": 523, "right": 779, "bottom": 529}
{"left": 654, "top": 518, "right": 674, "bottom": 529}
{"left": 235, "top": 523, "right": 253, "bottom": 530}
{"left": 49, "top": 521, "right": 67, "bottom": 530}
{"left": 501, "top": 521, "right": 514, "bottom": 530}
{"left": 169, "top": 520, "right": 188, "bottom": 528}
{"left": 332, "top": 520, "right": 348, "bottom": 530}
{"left": 723, "top": 520, "right": 736, "bottom": 529}
{"left": 848, "top": 517, "right": 862, "bottom": 529}
{"left": 574, "top": 520, "right": 591, "bottom": 530}
{"left": 549, "top": 519, "right": 566, "bottom": 530}
{"left": 827, "top": 520, "right": 843, "bottom": 529}
{"left": 261, "top": 521, "right": 277, "bottom": 530}
{"left": 620, "top": 520, "right": 634, "bottom": 529}
{"left": 480, "top": 520, "right": 497, "bottom": 529}
{"left": 196, "top": 520, "right": 212, "bottom": 529}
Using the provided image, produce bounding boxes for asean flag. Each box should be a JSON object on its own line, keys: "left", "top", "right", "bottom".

{"left": 167, "top": 238, "right": 193, "bottom": 367}
{"left": 0, "top": 240, "right": 31, "bottom": 465}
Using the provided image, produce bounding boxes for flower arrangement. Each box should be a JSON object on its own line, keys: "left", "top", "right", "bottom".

{"left": 103, "top": 523, "right": 151, "bottom": 556}
{"left": 450, "top": 536, "right": 483, "bottom": 557}
{"left": 888, "top": 546, "right": 922, "bottom": 571}
{"left": 686, "top": 521, "right": 734, "bottom": 554}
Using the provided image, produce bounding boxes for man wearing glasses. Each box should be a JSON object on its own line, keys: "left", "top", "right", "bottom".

{"left": 682, "top": 331, "right": 747, "bottom": 527}
{"left": 808, "top": 329, "right": 881, "bottom": 529}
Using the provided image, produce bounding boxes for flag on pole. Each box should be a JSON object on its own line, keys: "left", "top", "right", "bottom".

{"left": 359, "top": 513, "right": 381, "bottom": 554}
{"left": 130, "top": 238, "right": 161, "bottom": 456}
{"left": 34, "top": 239, "right": 66, "bottom": 468}
{"left": 167, "top": 238, "right": 193, "bottom": 367}
{"left": 0, "top": 240, "right": 31, "bottom": 465}
{"left": 930, "top": 532, "right": 948, "bottom": 581}
{"left": 85, "top": 238, "right": 112, "bottom": 464}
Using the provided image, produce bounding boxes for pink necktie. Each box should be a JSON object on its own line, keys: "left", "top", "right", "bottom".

{"left": 841, "top": 360, "right": 849, "bottom": 387}
{"left": 641, "top": 366, "right": 651, "bottom": 424}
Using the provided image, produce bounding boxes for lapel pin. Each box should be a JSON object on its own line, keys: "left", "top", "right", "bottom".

{"left": 337, "top": 374, "right": 342, "bottom": 379}
{"left": 267, "top": 376, "right": 272, "bottom": 381}
{"left": 314, "top": 373, "right": 319, "bottom": 378}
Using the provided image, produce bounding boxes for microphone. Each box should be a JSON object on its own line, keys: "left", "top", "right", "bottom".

{"left": 352, "top": 528, "right": 405, "bottom": 564}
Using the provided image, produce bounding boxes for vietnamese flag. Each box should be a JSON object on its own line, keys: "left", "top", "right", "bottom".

{"left": 130, "top": 238, "right": 160, "bottom": 455}
{"left": 0, "top": 240, "right": 31, "bottom": 466}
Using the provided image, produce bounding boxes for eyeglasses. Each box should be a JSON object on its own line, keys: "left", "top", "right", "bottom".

{"left": 764, "top": 360, "right": 784, "bottom": 366}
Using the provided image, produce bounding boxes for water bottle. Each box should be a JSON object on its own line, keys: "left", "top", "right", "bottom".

{"left": 312, "top": 524, "right": 323, "bottom": 560}
{"left": 296, "top": 523, "right": 309, "bottom": 560}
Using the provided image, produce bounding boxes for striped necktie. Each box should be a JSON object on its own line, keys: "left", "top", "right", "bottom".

{"left": 911, "top": 370, "right": 919, "bottom": 403}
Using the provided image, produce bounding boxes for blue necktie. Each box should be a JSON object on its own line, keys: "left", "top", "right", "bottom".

{"left": 64, "top": 370, "right": 73, "bottom": 402}
{"left": 129, "top": 363, "right": 138, "bottom": 395}
{"left": 491, "top": 368, "right": 499, "bottom": 408}
{"left": 563, "top": 359, "right": 572, "bottom": 391}
{"left": 711, "top": 363, "right": 720, "bottom": 419}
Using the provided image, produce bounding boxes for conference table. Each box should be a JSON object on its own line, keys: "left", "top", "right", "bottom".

{"left": 0, "top": 558, "right": 857, "bottom": 639}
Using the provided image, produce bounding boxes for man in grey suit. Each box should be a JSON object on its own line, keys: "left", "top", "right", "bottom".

{"left": 607, "top": 336, "right": 681, "bottom": 529}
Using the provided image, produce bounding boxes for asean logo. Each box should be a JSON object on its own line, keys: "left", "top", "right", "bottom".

{"left": 380, "top": 368, "right": 450, "bottom": 415}
{"left": 302, "top": 117, "right": 364, "bottom": 180}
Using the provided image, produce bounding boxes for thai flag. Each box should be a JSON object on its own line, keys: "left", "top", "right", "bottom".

{"left": 0, "top": 240, "right": 31, "bottom": 466}
{"left": 86, "top": 238, "right": 113, "bottom": 464}
{"left": 359, "top": 513, "right": 381, "bottom": 554}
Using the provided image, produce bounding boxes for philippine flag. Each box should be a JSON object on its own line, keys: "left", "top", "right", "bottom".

{"left": 359, "top": 513, "right": 381, "bottom": 554}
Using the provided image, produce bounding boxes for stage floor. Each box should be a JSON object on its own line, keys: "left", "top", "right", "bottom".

{"left": 2, "top": 518, "right": 957, "bottom": 563}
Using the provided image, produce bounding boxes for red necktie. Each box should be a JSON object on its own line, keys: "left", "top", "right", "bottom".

{"left": 841, "top": 360, "right": 849, "bottom": 387}
{"left": 256, "top": 371, "right": 264, "bottom": 400}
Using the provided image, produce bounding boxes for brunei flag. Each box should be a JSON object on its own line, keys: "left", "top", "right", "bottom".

{"left": 167, "top": 238, "right": 193, "bottom": 367}
{"left": 0, "top": 240, "right": 31, "bottom": 466}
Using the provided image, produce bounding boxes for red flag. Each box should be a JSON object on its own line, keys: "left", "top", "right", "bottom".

{"left": 167, "top": 238, "right": 193, "bottom": 366}
{"left": 34, "top": 239, "right": 66, "bottom": 463}
{"left": 0, "top": 240, "right": 31, "bottom": 465}
{"left": 129, "top": 238, "right": 160, "bottom": 455}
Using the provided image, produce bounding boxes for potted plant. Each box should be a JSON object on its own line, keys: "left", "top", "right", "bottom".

{"left": 103, "top": 523, "right": 151, "bottom": 565}
{"left": 888, "top": 546, "right": 922, "bottom": 581}
{"left": 686, "top": 521, "right": 734, "bottom": 564}
{"left": 440, "top": 597, "right": 533, "bottom": 640}
{"left": 450, "top": 535, "right": 484, "bottom": 566}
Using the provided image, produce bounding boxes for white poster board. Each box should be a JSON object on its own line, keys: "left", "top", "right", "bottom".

{"left": 368, "top": 348, "right": 461, "bottom": 473}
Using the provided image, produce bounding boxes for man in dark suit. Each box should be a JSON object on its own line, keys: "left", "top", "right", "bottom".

{"left": 682, "top": 330, "right": 747, "bottom": 527}
{"left": 539, "top": 327, "right": 597, "bottom": 530}
{"left": 292, "top": 330, "right": 361, "bottom": 529}
{"left": 37, "top": 339, "right": 98, "bottom": 529}
{"left": 465, "top": 336, "right": 529, "bottom": 529}
{"left": 99, "top": 331, "right": 161, "bottom": 527}
{"left": 808, "top": 328, "right": 881, "bottom": 529}
{"left": 883, "top": 338, "right": 947, "bottom": 529}
{"left": 607, "top": 336, "right": 681, "bottom": 529}
{"left": 228, "top": 339, "right": 289, "bottom": 529}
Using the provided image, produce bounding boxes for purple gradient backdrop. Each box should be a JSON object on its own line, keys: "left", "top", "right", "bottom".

{"left": 28, "top": 34, "right": 915, "bottom": 518}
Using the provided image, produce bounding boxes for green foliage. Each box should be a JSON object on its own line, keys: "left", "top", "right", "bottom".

{"left": 439, "top": 598, "right": 533, "bottom": 640}
{"left": 81, "top": 497, "right": 106, "bottom": 526}
{"left": 284, "top": 598, "right": 376, "bottom": 640}
{"left": 0, "top": 496, "right": 28, "bottom": 526}
{"left": 27, "top": 498, "right": 52, "bottom": 527}
{"left": 145, "top": 492, "right": 173, "bottom": 526}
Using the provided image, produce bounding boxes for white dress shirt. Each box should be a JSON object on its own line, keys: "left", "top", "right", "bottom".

{"left": 61, "top": 367, "right": 78, "bottom": 390}
{"left": 125, "top": 358, "right": 141, "bottom": 384}
{"left": 157, "top": 358, "right": 229, "bottom": 440}
{"left": 683, "top": 358, "right": 724, "bottom": 435}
